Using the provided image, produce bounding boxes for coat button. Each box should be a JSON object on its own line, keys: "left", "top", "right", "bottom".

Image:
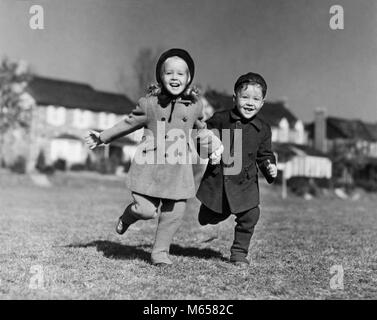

{"left": 182, "top": 117, "right": 188, "bottom": 122}
{"left": 161, "top": 117, "right": 166, "bottom": 121}
{"left": 165, "top": 134, "right": 169, "bottom": 139}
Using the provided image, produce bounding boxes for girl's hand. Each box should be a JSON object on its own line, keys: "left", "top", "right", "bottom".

{"left": 266, "top": 159, "right": 278, "bottom": 178}
{"left": 85, "top": 130, "right": 103, "bottom": 150}
{"left": 209, "top": 144, "right": 224, "bottom": 165}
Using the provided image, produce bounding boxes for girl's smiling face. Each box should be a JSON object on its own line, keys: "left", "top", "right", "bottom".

{"left": 234, "top": 84, "right": 265, "bottom": 119}
{"left": 161, "top": 57, "right": 191, "bottom": 96}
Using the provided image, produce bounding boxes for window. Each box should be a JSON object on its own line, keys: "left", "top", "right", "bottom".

{"left": 46, "top": 106, "right": 66, "bottom": 126}
{"left": 98, "top": 112, "right": 107, "bottom": 129}
{"left": 50, "top": 138, "right": 86, "bottom": 164}
{"left": 107, "top": 113, "right": 117, "bottom": 127}
{"left": 271, "top": 128, "right": 278, "bottom": 142}
{"left": 278, "top": 118, "right": 289, "bottom": 142}
{"left": 73, "top": 109, "right": 92, "bottom": 129}
{"left": 294, "top": 121, "right": 305, "bottom": 144}
{"left": 98, "top": 112, "right": 117, "bottom": 129}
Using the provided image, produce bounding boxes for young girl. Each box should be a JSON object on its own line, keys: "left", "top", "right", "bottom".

{"left": 85, "top": 48, "right": 223, "bottom": 265}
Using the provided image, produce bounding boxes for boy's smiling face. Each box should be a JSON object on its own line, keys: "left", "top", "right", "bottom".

{"left": 161, "top": 57, "right": 191, "bottom": 96}
{"left": 234, "top": 83, "right": 265, "bottom": 119}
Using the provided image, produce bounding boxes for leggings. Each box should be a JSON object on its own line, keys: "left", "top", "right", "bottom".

{"left": 121, "top": 192, "right": 186, "bottom": 262}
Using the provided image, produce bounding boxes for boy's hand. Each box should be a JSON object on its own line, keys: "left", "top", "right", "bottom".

{"left": 209, "top": 144, "right": 224, "bottom": 165}
{"left": 85, "top": 130, "right": 103, "bottom": 150}
{"left": 266, "top": 159, "right": 277, "bottom": 178}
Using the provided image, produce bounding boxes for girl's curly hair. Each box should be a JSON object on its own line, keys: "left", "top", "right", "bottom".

{"left": 146, "top": 83, "right": 201, "bottom": 101}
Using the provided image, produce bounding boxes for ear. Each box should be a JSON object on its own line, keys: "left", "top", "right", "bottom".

{"left": 260, "top": 98, "right": 265, "bottom": 108}
{"left": 232, "top": 94, "right": 236, "bottom": 104}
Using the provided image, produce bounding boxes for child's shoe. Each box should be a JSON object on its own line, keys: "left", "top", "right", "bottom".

{"left": 230, "top": 256, "right": 250, "bottom": 267}
{"left": 115, "top": 204, "right": 138, "bottom": 235}
{"left": 115, "top": 216, "right": 130, "bottom": 235}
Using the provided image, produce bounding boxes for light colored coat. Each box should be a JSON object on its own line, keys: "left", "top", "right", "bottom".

{"left": 100, "top": 94, "right": 221, "bottom": 199}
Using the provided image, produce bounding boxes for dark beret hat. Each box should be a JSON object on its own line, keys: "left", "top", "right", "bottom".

{"left": 155, "top": 48, "right": 195, "bottom": 85}
{"left": 234, "top": 72, "right": 267, "bottom": 96}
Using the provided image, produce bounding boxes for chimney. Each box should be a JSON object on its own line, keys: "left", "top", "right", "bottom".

{"left": 314, "top": 108, "right": 327, "bottom": 153}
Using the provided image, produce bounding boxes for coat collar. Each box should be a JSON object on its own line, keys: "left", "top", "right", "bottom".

{"left": 157, "top": 92, "right": 194, "bottom": 108}
{"left": 230, "top": 107, "right": 262, "bottom": 131}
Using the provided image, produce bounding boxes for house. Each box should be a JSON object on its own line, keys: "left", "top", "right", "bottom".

{"left": 306, "top": 110, "right": 377, "bottom": 158}
{"left": 204, "top": 90, "right": 307, "bottom": 145}
{"left": 305, "top": 110, "right": 377, "bottom": 190}
{"left": 273, "top": 143, "right": 332, "bottom": 180}
{"left": 4, "top": 75, "right": 141, "bottom": 171}
{"left": 204, "top": 90, "right": 332, "bottom": 181}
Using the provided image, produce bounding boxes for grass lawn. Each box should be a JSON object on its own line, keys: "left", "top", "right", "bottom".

{"left": 0, "top": 169, "right": 376, "bottom": 299}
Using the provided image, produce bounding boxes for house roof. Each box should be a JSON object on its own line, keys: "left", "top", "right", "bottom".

{"left": 26, "top": 76, "right": 135, "bottom": 115}
{"left": 204, "top": 89, "right": 298, "bottom": 128}
{"left": 204, "top": 90, "right": 233, "bottom": 112}
{"left": 306, "top": 117, "right": 377, "bottom": 141}
{"left": 364, "top": 122, "right": 377, "bottom": 141}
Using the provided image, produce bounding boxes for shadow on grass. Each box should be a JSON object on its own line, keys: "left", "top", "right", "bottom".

{"left": 65, "top": 241, "right": 150, "bottom": 262}
{"left": 64, "top": 240, "right": 225, "bottom": 262}
{"left": 170, "top": 244, "right": 226, "bottom": 261}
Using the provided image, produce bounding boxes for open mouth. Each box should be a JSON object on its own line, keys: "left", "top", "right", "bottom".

{"left": 243, "top": 107, "right": 255, "bottom": 112}
{"left": 169, "top": 83, "right": 181, "bottom": 88}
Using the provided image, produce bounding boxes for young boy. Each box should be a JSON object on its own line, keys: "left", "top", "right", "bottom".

{"left": 196, "top": 72, "right": 278, "bottom": 266}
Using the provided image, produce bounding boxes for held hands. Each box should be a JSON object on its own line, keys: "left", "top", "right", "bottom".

{"left": 209, "top": 144, "right": 224, "bottom": 165}
{"left": 266, "top": 159, "right": 278, "bottom": 178}
{"left": 84, "top": 130, "right": 103, "bottom": 150}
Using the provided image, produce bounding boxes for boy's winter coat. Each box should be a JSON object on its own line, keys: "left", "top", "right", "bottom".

{"left": 100, "top": 94, "right": 221, "bottom": 200}
{"left": 197, "top": 108, "right": 276, "bottom": 213}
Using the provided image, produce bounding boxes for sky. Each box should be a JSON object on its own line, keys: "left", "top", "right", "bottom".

{"left": 0, "top": 0, "right": 376, "bottom": 122}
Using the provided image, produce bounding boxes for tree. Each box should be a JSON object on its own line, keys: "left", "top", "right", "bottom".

{"left": 133, "top": 47, "right": 161, "bottom": 98}
{"left": 0, "top": 58, "right": 32, "bottom": 166}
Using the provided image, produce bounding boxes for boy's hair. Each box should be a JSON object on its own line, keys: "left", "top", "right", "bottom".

{"left": 234, "top": 72, "right": 267, "bottom": 98}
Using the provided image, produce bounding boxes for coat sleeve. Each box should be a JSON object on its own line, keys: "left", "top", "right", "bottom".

{"left": 256, "top": 124, "right": 276, "bottom": 184}
{"left": 193, "top": 102, "right": 222, "bottom": 157}
{"left": 99, "top": 97, "right": 148, "bottom": 144}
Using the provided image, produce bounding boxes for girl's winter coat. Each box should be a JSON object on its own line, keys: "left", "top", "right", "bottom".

{"left": 100, "top": 94, "right": 222, "bottom": 200}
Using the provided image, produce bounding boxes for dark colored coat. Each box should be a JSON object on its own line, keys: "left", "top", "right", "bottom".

{"left": 196, "top": 108, "right": 276, "bottom": 214}
{"left": 100, "top": 94, "right": 221, "bottom": 200}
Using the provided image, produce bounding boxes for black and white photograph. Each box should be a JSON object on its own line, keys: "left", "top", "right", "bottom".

{"left": 0, "top": 0, "right": 376, "bottom": 304}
